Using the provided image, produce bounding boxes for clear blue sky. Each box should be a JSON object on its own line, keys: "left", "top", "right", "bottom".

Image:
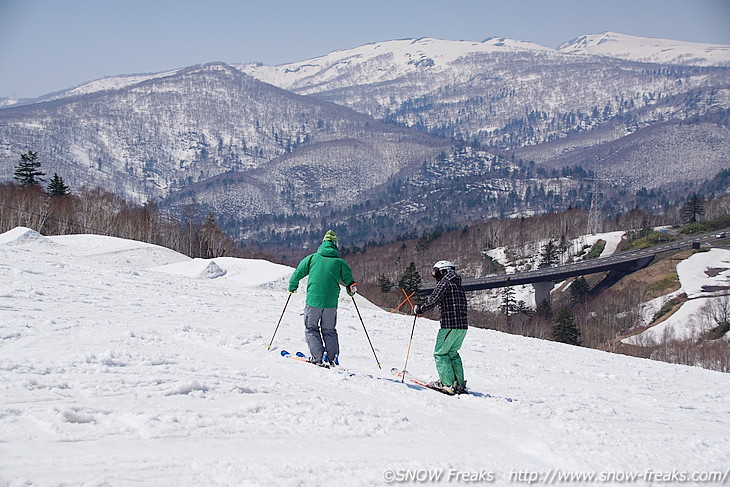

{"left": 1, "top": 0, "right": 728, "bottom": 99}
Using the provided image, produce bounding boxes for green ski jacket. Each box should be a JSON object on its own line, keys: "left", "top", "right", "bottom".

{"left": 288, "top": 241, "right": 356, "bottom": 308}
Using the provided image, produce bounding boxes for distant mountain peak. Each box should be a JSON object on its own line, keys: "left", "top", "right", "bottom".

{"left": 557, "top": 31, "right": 730, "bottom": 67}
{"left": 236, "top": 37, "right": 557, "bottom": 93}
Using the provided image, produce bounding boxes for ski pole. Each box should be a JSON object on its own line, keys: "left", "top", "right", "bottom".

{"left": 351, "top": 296, "right": 382, "bottom": 369}
{"left": 267, "top": 292, "right": 292, "bottom": 350}
{"left": 401, "top": 314, "right": 418, "bottom": 383}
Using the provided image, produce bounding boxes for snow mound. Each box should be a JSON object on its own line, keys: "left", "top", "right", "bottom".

{"left": 152, "top": 256, "right": 292, "bottom": 286}
{"left": 201, "top": 261, "right": 226, "bottom": 279}
{"left": 0, "top": 227, "right": 57, "bottom": 246}
{"left": 153, "top": 258, "right": 225, "bottom": 279}
{"left": 165, "top": 379, "right": 210, "bottom": 396}
{"left": 48, "top": 233, "right": 189, "bottom": 269}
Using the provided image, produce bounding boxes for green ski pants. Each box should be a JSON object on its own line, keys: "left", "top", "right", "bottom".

{"left": 433, "top": 328, "right": 467, "bottom": 387}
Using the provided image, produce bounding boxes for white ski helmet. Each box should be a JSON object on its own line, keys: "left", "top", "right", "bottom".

{"left": 432, "top": 260, "right": 455, "bottom": 279}
{"left": 433, "top": 260, "right": 455, "bottom": 271}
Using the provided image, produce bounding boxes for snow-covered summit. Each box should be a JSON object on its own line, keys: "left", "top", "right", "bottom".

{"left": 557, "top": 31, "right": 730, "bottom": 67}
{"left": 236, "top": 37, "right": 556, "bottom": 92}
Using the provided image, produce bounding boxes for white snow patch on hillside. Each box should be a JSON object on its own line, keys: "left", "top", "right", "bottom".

{"left": 1, "top": 227, "right": 728, "bottom": 485}
{"left": 627, "top": 248, "right": 730, "bottom": 344}
{"left": 36, "top": 69, "right": 182, "bottom": 102}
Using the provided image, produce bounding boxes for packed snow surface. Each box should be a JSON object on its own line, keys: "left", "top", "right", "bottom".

{"left": 1, "top": 227, "right": 729, "bottom": 486}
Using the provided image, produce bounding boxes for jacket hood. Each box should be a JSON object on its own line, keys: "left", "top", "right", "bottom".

{"left": 317, "top": 240, "right": 340, "bottom": 258}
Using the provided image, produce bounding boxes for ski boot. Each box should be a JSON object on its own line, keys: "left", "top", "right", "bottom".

{"left": 428, "top": 380, "right": 455, "bottom": 395}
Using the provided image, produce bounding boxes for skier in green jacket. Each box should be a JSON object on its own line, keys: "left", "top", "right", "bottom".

{"left": 288, "top": 230, "right": 357, "bottom": 367}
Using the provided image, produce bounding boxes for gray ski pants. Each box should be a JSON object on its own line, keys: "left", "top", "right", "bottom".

{"left": 304, "top": 305, "right": 339, "bottom": 363}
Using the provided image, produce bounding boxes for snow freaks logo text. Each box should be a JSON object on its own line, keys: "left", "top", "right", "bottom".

{"left": 383, "top": 469, "right": 495, "bottom": 483}
{"left": 382, "top": 467, "right": 730, "bottom": 484}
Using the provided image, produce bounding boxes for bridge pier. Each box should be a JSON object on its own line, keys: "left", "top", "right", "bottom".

{"left": 532, "top": 281, "right": 554, "bottom": 306}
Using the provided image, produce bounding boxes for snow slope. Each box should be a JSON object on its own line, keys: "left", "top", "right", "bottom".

{"left": 1, "top": 228, "right": 729, "bottom": 486}
{"left": 558, "top": 32, "right": 730, "bottom": 67}
{"left": 29, "top": 69, "right": 183, "bottom": 105}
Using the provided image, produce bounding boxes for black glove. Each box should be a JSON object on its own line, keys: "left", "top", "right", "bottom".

{"left": 413, "top": 305, "right": 421, "bottom": 315}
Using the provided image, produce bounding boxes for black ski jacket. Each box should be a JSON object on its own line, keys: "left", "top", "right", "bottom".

{"left": 417, "top": 270, "right": 468, "bottom": 329}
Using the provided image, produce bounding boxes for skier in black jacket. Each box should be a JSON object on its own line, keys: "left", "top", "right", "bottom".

{"left": 414, "top": 260, "right": 468, "bottom": 394}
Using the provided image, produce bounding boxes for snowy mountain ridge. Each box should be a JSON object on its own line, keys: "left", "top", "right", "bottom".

{"left": 238, "top": 32, "right": 730, "bottom": 97}
{"left": 8, "top": 32, "right": 725, "bottom": 107}
{"left": 39, "top": 69, "right": 184, "bottom": 102}
{"left": 1, "top": 226, "right": 729, "bottom": 484}
{"left": 237, "top": 32, "right": 730, "bottom": 157}
{"left": 0, "top": 62, "right": 450, "bottom": 207}
{"left": 236, "top": 36, "right": 558, "bottom": 93}
{"left": 557, "top": 31, "right": 730, "bottom": 67}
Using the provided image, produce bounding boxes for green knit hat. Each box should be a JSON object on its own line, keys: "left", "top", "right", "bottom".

{"left": 323, "top": 230, "right": 338, "bottom": 243}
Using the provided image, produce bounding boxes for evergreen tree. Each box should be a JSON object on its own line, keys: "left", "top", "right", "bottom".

{"left": 558, "top": 234, "right": 569, "bottom": 262}
{"left": 552, "top": 307, "right": 582, "bottom": 345}
{"left": 683, "top": 193, "right": 705, "bottom": 223}
{"left": 499, "top": 282, "right": 516, "bottom": 316}
{"left": 398, "top": 262, "right": 422, "bottom": 296}
{"left": 514, "top": 300, "right": 532, "bottom": 315}
{"left": 14, "top": 151, "right": 46, "bottom": 186}
{"left": 376, "top": 273, "right": 394, "bottom": 293}
{"left": 538, "top": 240, "right": 559, "bottom": 269}
{"left": 570, "top": 276, "right": 590, "bottom": 304}
{"left": 47, "top": 173, "right": 70, "bottom": 196}
{"left": 535, "top": 298, "right": 553, "bottom": 320}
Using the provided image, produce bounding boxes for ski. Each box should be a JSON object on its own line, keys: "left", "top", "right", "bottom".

{"left": 280, "top": 350, "right": 355, "bottom": 376}
{"left": 280, "top": 349, "right": 312, "bottom": 363}
{"left": 391, "top": 367, "right": 456, "bottom": 396}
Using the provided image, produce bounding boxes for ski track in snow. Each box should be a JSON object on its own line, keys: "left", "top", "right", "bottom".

{"left": 1, "top": 228, "right": 729, "bottom": 486}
